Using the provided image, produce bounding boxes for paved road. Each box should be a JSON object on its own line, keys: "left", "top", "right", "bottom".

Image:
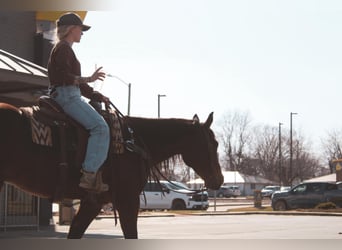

{"left": 97, "top": 214, "right": 342, "bottom": 239}
{"left": 1, "top": 198, "right": 340, "bottom": 239}
{"left": 2, "top": 213, "right": 342, "bottom": 239}
{"left": 139, "top": 214, "right": 342, "bottom": 239}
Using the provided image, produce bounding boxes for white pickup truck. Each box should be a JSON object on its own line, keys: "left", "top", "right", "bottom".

{"left": 140, "top": 181, "right": 209, "bottom": 210}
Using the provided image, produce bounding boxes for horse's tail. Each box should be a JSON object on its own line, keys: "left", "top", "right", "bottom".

{"left": 0, "top": 102, "right": 21, "bottom": 112}
{"left": 0, "top": 102, "right": 32, "bottom": 157}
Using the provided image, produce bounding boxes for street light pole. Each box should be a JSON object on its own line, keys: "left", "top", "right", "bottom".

{"left": 290, "top": 112, "right": 298, "bottom": 187}
{"left": 127, "top": 83, "right": 131, "bottom": 116}
{"left": 278, "top": 122, "right": 283, "bottom": 186}
{"left": 107, "top": 74, "right": 131, "bottom": 116}
{"left": 158, "top": 94, "right": 166, "bottom": 118}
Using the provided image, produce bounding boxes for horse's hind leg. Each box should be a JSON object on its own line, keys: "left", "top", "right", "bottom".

{"left": 67, "top": 197, "right": 102, "bottom": 239}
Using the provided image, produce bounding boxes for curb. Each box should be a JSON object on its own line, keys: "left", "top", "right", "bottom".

{"left": 96, "top": 210, "right": 342, "bottom": 219}
{"left": 171, "top": 211, "right": 342, "bottom": 217}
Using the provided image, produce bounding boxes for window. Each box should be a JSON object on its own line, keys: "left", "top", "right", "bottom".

{"left": 144, "top": 182, "right": 162, "bottom": 192}
{"left": 327, "top": 184, "right": 337, "bottom": 191}
{"left": 310, "top": 183, "right": 323, "bottom": 193}
{"left": 293, "top": 184, "right": 306, "bottom": 193}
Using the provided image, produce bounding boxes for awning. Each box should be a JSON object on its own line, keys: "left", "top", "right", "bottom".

{"left": 36, "top": 11, "right": 87, "bottom": 22}
{"left": 0, "top": 49, "right": 49, "bottom": 106}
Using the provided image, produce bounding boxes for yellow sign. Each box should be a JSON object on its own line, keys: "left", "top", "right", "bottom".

{"left": 336, "top": 163, "right": 342, "bottom": 171}
{"left": 36, "top": 11, "right": 87, "bottom": 22}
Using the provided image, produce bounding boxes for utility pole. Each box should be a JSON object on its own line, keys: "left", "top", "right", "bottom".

{"left": 279, "top": 122, "right": 283, "bottom": 186}
{"left": 290, "top": 112, "right": 297, "bottom": 187}
{"left": 157, "top": 94, "right": 166, "bottom": 118}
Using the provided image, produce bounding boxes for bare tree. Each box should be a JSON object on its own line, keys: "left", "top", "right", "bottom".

{"left": 217, "top": 111, "right": 326, "bottom": 184}
{"left": 321, "top": 129, "right": 342, "bottom": 173}
{"left": 217, "top": 110, "right": 252, "bottom": 172}
{"left": 252, "top": 125, "right": 280, "bottom": 182}
{"left": 291, "top": 134, "right": 322, "bottom": 182}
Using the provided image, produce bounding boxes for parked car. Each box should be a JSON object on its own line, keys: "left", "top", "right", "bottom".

{"left": 280, "top": 186, "right": 291, "bottom": 192}
{"left": 227, "top": 185, "right": 241, "bottom": 197}
{"left": 261, "top": 186, "right": 280, "bottom": 198}
{"left": 140, "top": 180, "right": 209, "bottom": 210}
{"left": 169, "top": 181, "right": 209, "bottom": 202}
{"left": 271, "top": 182, "right": 342, "bottom": 211}
{"left": 208, "top": 185, "right": 241, "bottom": 198}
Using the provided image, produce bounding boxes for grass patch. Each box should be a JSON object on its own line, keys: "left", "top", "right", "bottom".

{"left": 296, "top": 208, "right": 342, "bottom": 213}
{"left": 227, "top": 206, "right": 273, "bottom": 212}
{"left": 228, "top": 204, "right": 342, "bottom": 213}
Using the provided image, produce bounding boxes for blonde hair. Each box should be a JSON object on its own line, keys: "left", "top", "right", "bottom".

{"left": 52, "top": 25, "right": 77, "bottom": 43}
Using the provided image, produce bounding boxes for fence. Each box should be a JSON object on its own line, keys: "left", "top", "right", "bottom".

{"left": 0, "top": 183, "right": 40, "bottom": 231}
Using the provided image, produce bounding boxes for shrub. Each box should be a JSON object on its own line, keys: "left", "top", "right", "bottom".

{"left": 314, "top": 202, "right": 337, "bottom": 210}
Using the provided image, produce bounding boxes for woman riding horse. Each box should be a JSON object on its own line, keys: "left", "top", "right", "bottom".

{"left": 48, "top": 12, "right": 109, "bottom": 193}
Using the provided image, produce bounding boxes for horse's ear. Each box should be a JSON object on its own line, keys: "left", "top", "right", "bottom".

{"left": 193, "top": 114, "right": 200, "bottom": 124}
{"left": 204, "top": 112, "right": 214, "bottom": 128}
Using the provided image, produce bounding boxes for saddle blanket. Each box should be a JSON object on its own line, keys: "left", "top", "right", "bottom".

{"left": 20, "top": 106, "right": 125, "bottom": 154}
{"left": 106, "top": 108, "right": 125, "bottom": 154}
{"left": 20, "top": 106, "right": 53, "bottom": 146}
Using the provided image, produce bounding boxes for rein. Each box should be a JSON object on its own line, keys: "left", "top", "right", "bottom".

{"left": 155, "top": 168, "right": 208, "bottom": 195}
{"left": 168, "top": 186, "right": 208, "bottom": 195}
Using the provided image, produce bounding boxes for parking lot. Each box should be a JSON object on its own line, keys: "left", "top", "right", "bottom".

{"left": 2, "top": 212, "right": 342, "bottom": 239}
{"left": 1, "top": 197, "right": 342, "bottom": 239}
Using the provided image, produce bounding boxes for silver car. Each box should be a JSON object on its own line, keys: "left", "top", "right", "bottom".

{"left": 261, "top": 186, "right": 280, "bottom": 198}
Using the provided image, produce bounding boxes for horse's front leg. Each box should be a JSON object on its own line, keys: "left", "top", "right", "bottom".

{"left": 117, "top": 194, "right": 140, "bottom": 239}
{"left": 67, "top": 196, "right": 103, "bottom": 239}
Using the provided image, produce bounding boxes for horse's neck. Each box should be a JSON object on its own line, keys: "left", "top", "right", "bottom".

{"left": 129, "top": 117, "right": 193, "bottom": 163}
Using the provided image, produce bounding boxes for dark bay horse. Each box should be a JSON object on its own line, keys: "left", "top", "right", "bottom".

{"left": 0, "top": 102, "right": 223, "bottom": 238}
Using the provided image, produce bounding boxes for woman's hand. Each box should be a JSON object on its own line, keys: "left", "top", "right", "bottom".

{"left": 90, "top": 67, "right": 106, "bottom": 82}
{"left": 91, "top": 91, "right": 110, "bottom": 105}
{"left": 100, "top": 95, "right": 110, "bottom": 105}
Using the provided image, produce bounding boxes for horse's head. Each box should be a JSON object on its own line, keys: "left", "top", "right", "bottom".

{"left": 181, "top": 112, "right": 224, "bottom": 190}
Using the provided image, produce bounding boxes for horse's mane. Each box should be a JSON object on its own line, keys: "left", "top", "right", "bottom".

{"left": 126, "top": 116, "right": 195, "bottom": 141}
{"left": 125, "top": 116, "right": 196, "bottom": 181}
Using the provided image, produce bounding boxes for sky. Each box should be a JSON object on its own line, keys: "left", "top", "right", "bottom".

{"left": 72, "top": 0, "right": 342, "bottom": 155}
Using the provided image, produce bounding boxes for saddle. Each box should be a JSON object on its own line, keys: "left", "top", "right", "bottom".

{"left": 28, "top": 96, "right": 127, "bottom": 201}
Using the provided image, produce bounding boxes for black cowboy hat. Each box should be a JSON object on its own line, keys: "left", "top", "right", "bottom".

{"left": 57, "top": 12, "right": 91, "bottom": 31}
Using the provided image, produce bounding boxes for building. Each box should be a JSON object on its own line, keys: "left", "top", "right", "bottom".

{"left": 303, "top": 173, "right": 336, "bottom": 183}
{"left": 0, "top": 11, "right": 86, "bottom": 107}
{"left": 0, "top": 11, "right": 86, "bottom": 229}
{"left": 188, "top": 171, "right": 276, "bottom": 196}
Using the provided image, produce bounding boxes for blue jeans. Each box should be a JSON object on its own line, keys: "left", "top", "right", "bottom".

{"left": 51, "top": 85, "right": 110, "bottom": 173}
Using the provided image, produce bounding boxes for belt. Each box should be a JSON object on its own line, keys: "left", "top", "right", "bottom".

{"left": 49, "top": 85, "right": 65, "bottom": 95}
{"left": 50, "top": 84, "right": 79, "bottom": 94}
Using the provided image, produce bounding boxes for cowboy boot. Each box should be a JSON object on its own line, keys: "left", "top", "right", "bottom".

{"left": 79, "top": 169, "right": 96, "bottom": 190}
{"left": 79, "top": 170, "right": 108, "bottom": 192}
{"left": 94, "top": 170, "right": 109, "bottom": 192}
